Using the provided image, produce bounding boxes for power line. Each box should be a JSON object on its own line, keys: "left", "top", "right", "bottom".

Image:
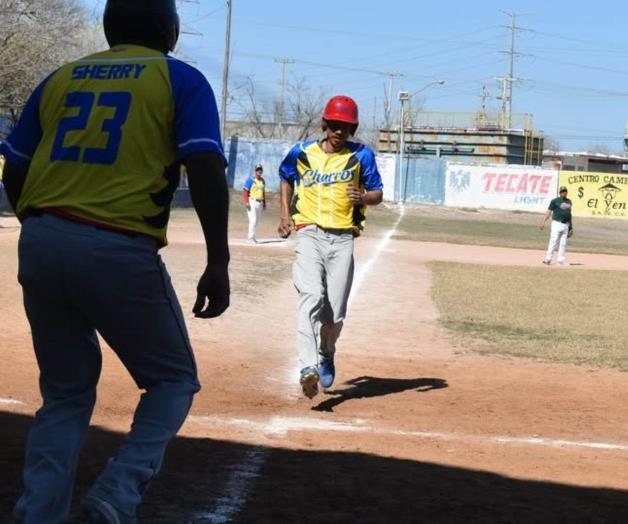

{"left": 195, "top": 15, "right": 503, "bottom": 47}
{"left": 530, "top": 29, "right": 628, "bottom": 54}
{"left": 520, "top": 79, "right": 628, "bottom": 97}
{"left": 530, "top": 55, "right": 628, "bottom": 77}
{"left": 234, "top": 51, "right": 397, "bottom": 77}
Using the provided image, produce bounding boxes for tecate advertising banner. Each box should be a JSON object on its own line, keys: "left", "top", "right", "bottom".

{"left": 445, "top": 164, "right": 558, "bottom": 212}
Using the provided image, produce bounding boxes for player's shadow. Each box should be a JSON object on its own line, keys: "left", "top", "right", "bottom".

{"left": 313, "top": 376, "right": 448, "bottom": 412}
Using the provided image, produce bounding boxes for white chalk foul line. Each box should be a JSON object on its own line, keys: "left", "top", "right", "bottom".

{"left": 350, "top": 203, "right": 405, "bottom": 301}
{"left": 193, "top": 206, "right": 405, "bottom": 522}
{"left": 188, "top": 414, "right": 628, "bottom": 453}
{"left": 193, "top": 447, "right": 269, "bottom": 523}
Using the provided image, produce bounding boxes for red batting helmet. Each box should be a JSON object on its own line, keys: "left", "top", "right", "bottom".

{"left": 322, "top": 95, "right": 359, "bottom": 125}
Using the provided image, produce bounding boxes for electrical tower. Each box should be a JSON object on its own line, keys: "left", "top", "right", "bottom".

{"left": 497, "top": 11, "right": 526, "bottom": 129}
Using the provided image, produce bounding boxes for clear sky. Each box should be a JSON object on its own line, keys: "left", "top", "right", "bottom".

{"left": 83, "top": 0, "right": 628, "bottom": 153}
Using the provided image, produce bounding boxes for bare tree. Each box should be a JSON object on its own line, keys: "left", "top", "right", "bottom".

{"left": 231, "top": 77, "right": 275, "bottom": 139}
{"left": 229, "top": 74, "right": 326, "bottom": 141}
{"left": 285, "top": 76, "right": 325, "bottom": 141}
{"left": 0, "top": 0, "right": 101, "bottom": 129}
{"left": 586, "top": 143, "right": 617, "bottom": 156}
{"left": 543, "top": 135, "right": 561, "bottom": 152}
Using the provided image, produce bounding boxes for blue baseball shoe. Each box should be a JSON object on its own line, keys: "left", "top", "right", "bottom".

{"left": 318, "top": 357, "right": 335, "bottom": 388}
{"left": 80, "top": 496, "right": 123, "bottom": 524}
{"left": 300, "top": 366, "right": 319, "bottom": 399}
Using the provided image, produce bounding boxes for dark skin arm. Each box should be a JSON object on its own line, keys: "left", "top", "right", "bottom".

{"left": 278, "top": 180, "right": 295, "bottom": 238}
{"left": 346, "top": 183, "right": 383, "bottom": 206}
{"left": 184, "top": 151, "right": 230, "bottom": 318}
{"left": 2, "top": 160, "right": 28, "bottom": 216}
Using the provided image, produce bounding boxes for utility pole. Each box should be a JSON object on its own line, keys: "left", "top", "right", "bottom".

{"left": 275, "top": 58, "right": 295, "bottom": 135}
{"left": 372, "top": 97, "right": 378, "bottom": 148}
{"left": 498, "top": 11, "right": 525, "bottom": 129}
{"left": 398, "top": 91, "right": 410, "bottom": 202}
{"left": 220, "top": 0, "right": 232, "bottom": 142}
{"left": 476, "top": 85, "right": 491, "bottom": 126}
{"left": 383, "top": 71, "right": 402, "bottom": 151}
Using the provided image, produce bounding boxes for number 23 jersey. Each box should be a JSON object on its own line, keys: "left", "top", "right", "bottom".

{"left": 0, "top": 44, "right": 225, "bottom": 246}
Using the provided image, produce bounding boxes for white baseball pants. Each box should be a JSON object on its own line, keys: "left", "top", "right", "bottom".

{"left": 545, "top": 220, "right": 569, "bottom": 264}
{"left": 247, "top": 199, "right": 263, "bottom": 240}
{"left": 293, "top": 225, "right": 355, "bottom": 370}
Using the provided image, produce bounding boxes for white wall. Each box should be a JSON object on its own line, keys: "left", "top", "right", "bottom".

{"left": 445, "top": 163, "right": 559, "bottom": 213}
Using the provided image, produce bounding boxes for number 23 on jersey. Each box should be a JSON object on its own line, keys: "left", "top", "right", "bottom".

{"left": 51, "top": 90, "right": 132, "bottom": 165}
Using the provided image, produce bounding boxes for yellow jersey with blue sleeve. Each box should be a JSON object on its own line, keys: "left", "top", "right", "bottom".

{"left": 0, "top": 44, "right": 225, "bottom": 247}
{"left": 279, "top": 140, "right": 383, "bottom": 234}
{"left": 243, "top": 176, "right": 265, "bottom": 201}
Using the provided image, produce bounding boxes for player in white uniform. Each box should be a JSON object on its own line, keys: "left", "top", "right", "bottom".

{"left": 540, "top": 186, "right": 573, "bottom": 266}
{"left": 242, "top": 163, "right": 266, "bottom": 244}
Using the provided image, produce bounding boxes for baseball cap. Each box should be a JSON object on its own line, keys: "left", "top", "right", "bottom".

{"left": 255, "top": 163, "right": 263, "bottom": 171}
{"left": 559, "top": 186, "right": 568, "bottom": 192}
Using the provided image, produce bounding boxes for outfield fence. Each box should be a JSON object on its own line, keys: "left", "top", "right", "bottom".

{"left": 2, "top": 137, "right": 626, "bottom": 219}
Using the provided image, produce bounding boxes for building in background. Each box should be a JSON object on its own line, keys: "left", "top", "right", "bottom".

{"left": 542, "top": 151, "right": 628, "bottom": 174}
{"left": 378, "top": 110, "right": 544, "bottom": 166}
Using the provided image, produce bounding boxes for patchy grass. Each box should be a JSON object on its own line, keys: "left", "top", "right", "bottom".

{"left": 368, "top": 203, "right": 628, "bottom": 256}
{"left": 429, "top": 261, "right": 628, "bottom": 371}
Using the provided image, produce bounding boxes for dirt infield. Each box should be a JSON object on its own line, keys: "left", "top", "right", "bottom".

{"left": 2, "top": 209, "right": 628, "bottom": 523}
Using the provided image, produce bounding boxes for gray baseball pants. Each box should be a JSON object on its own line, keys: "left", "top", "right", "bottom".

{"left": 293, "top": 225, "right": 355, "bottom": 370}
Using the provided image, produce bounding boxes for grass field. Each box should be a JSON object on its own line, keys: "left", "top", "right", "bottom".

{"left": 429, "top": 261, "right": 628, "bottom": 370}
{"left": 367, "top": 203, "right": 628, "bottom": 256}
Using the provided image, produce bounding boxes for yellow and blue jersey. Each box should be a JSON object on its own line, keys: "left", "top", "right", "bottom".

{"left": 279, "top": 140, "right": 383, "bottom": 234}
{"left": 243, "top": 176, "right": 265, "bottom": 201}
{"left": 0, "top": 44, "right": 225, "bottom": 246}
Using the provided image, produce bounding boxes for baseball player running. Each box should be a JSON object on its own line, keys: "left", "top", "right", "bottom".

{"left": 540, "top": 185, "right": 573, "bottom": 266}
{"left": 242, "top": 163, "right": 266, "bottom": 243}
{"left": 0, "top": 1, "right": 229, "bottom": 522}
{"left": 278, "top": 95, "right": 383, "bottom": 399}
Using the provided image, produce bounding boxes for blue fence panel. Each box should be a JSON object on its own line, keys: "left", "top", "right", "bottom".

{"left": 398, "top": 157, "right": 446, "bottom": 204}
{"left": 0, "top": 185, "right": 11, "bottom": 213}
{"left": 172, "top": 188, "right": 192, "bottom": 208}
{"left": 225, "top": 137, "right": 294, "bottom": 192}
